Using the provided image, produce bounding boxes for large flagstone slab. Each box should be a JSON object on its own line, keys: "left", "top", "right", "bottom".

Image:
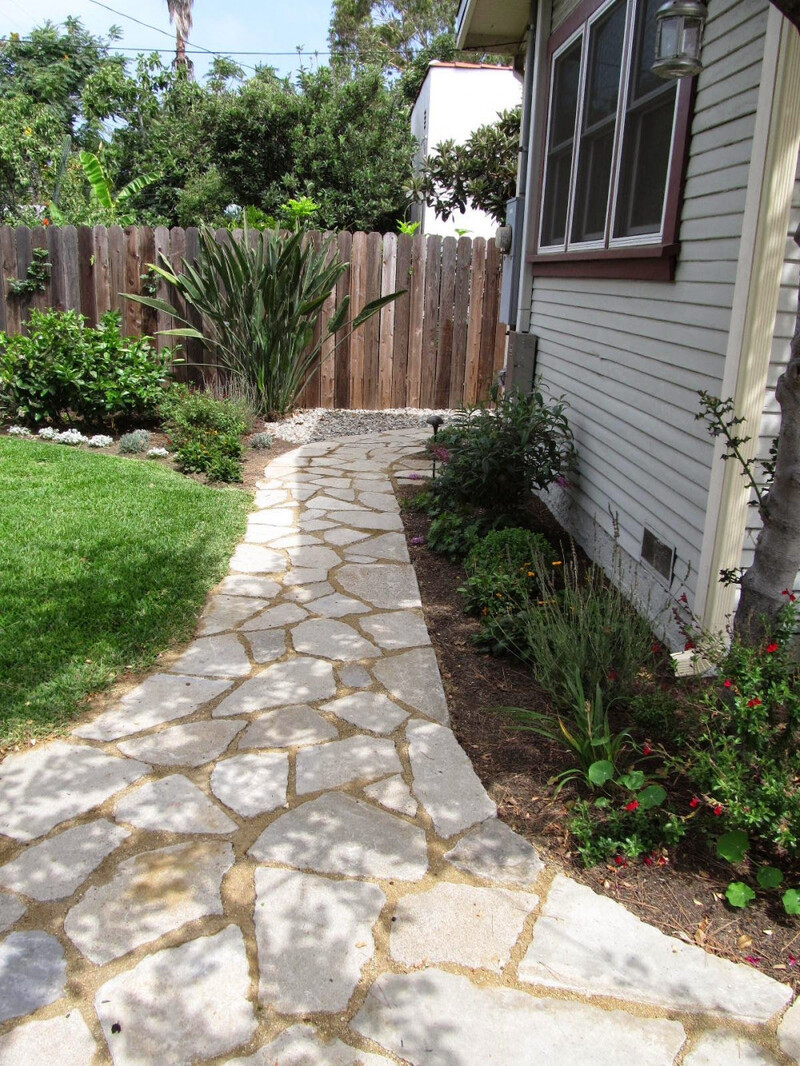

{"left": 292, "top": 619, "right": 381, "bottom": 661}
{"left": 779, "top": 999, "right": 800, "bottom": 1061}
{"left": 338, "top": 563, "right": 421, "bottom": 610}
{"left": 372, "top": 649, "right": 448, "bottom": 722}
{"left": 683, "top": 1030, "right": 780, "bottom": 1065}
{"left": 248, "top": 792, "right": 428, "bottom": 881}
{"left": 0, "top": 891, "right": 25, "bottom": 932}
{"left": 0, "top": 932, "right": 66, "bottom": 1023}
{"left": 0, "top": 819, "right": 130, "bottom": 901}
{"left": 118, "top": 720, "right": 243, "bottom": 768}
{"left": 406, "top": 720, "right": 495, "bottom": 838}
{"left": 295, "top": 735, "right": 402, "bottom": 794}
{"left": 94, "top": 925, "right": 257, "bottom": 1065}
{"left": 390, "top": 882, "right": 537, "bottom": 973}
{"left": 73, "top": 674, "right": 232, "bottom": 741}
{"left": 64, "top": 841, "right": 233, "bottom": 964}
{"left": 213, "top": 658, "right": 336, "bottom": 716}
{"left": 352, "top": 970, "right": 687, "bottom": 1066}
{"left": 168, "top": 635, "right": 252, "bottom": 678}
{"left": 240, "top": 706, "right": 338, "bottom": 749}
{"left": 518, "top": 875, "right": 792, "bottom": 1023}
{"left": 254, "top": 868, "right": 385, "bottom": 1013}
{"left": 329, "top": 511, "right": 403, "bottom": 531}
{"left": 321, "top": 692, "right": 409, "bottom": 734}
{"left": 229, "top": 544, "right": 287, "bottom": 574}
{"left": 243, "top": 628, "right": 287, "bottom": 664}
{"left": 307, "top": 593, "right": 371, "bottom": 618}
{"left": 239, "top": 602, "right": 307, "bottom": 631}
{"left": 0, "top": 1011, "right": 98, "bottom": 1066}
{"left": 226, "top": 1025, "right": 394, "bottom": 1065}
{"left": 216, "top": 576, "right": 281, "bottom": 600}
{"left": 210, "top": 752, "right": 289, "bottom": 817}
{"left": 363, "top": 774, "right": 418, "bottom": 817}
{"left": 114, "top": 775, "right": 237, "bottom": 834}
{"left": 358, "top": 611, "right": 430, "bottom": 650}
{"left": 0, "top": 743, "right": 149, "bottom": 841}
{"left": 198, "top": 595, "right": 272, "bottom": 636}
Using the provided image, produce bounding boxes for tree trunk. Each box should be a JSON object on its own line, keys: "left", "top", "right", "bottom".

{"left": 734, "top": 223, "right": 800, "bottom": 643}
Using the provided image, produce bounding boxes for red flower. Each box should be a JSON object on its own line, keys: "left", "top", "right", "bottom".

{"left": 747, "top": 698, "right": 761, "bottom": 708}
{"left": 723, "top": 679, "right": 732, "bottom": 688}
{"left": 765, "top": 642, "right": 779, "bottom": 654}
{"left": 689, "top": 796, "right": 699, "bottom": 809}
{"left": 656, "top": 856, "right": 668, "bottom": 866}
{"left": 788, "top": 955, "right": 798, "bottom": 967}
{"left": 607, "top": 670, "right": 617, "bottom": 682}
{"left": 643, "top": 856, "right": 653, "bottom": 866}
{"left": 642, "top": 743, "right": 652, "bottom": 756}
{"left": 781, "top": 589, "right": 797, "bottom": 602}
{"left": 684, "top": 640, "right": 695, "bottom": 651}
{"left": 679, "top": 593, "right": 688, "bottom": 604}
{"left": 625, "top": 800, "right": 639, "bottom": 812}
{"left": 650, "top": 643, "right": 660, "bottom": 653}
{"left": 614, "top": 856, "right": 627, "bottom": 867}
{"left": 712, "top": 804, "right": 723, "bottom": 816}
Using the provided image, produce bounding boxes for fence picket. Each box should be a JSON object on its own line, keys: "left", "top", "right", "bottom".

{"left": 0, "top": 226, "right": 505, "bottom": 411}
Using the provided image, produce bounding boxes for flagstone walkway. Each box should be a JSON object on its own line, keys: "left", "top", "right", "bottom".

{"left": 0, "top": 428, "right": 798, "bottom": 1065}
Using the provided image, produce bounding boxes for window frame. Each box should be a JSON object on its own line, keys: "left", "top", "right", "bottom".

{"left": 527, "top": 0, "right": 694, "bottom": 281}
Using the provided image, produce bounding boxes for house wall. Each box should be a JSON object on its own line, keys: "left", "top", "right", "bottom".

{"left": 528, "top": 0, "right": 773, "bottom": 642}
{"left": 740, "top": 148, "right": 800, "bottom": 578}
{"left": 410, "top": 65, "right": 522, "bottom": 239}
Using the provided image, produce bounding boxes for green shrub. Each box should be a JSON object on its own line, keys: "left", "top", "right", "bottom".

{"left": 119, "top": 429, "right": 152, "bottom": 454}
{"left": 0, "top": 309, "right": 172, "bottom": 426}
{"left": 569, "top": 796, "right": 685, "bottom": 867}
{"left": 502, "top": 546, "right": 656, "bottom": 711}
{"left": 249, "top": 431, "right": 272, "bottom": 450}
{"left": 161, "top": 387, "right": 247, "bottom": 482}
{"left": 683, "top": 606, "right": 800, "bottom": 857}
{"left": 425, "top": 508, "right": 484, "bottom": 560}
{"left": 461, "top": 528, "right": 553, "bottom": 616}
{"left": 431, "top": 385, "right": 575, "bottom": 514}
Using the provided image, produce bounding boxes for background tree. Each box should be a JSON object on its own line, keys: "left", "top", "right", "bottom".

{"left": 410, "top": 106, "right": 521, "bottom": 225}
{"left": 329, "top": 0, "right": 458, "bottom": 72}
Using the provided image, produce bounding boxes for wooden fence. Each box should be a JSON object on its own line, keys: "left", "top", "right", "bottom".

{"left": 0, "top": 225, "right": 507, "bottom": 410}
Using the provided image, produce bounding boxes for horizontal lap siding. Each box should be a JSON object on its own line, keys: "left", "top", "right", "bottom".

{"left": 533, "top": 0, "right": 770, "bottom": 605}
{"left": 740, "top": 147, "right": 800, "bottom": 580}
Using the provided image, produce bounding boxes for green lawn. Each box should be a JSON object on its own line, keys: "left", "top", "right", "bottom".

{"left": 0, "top": 439, "right": 250, "bottom": 743}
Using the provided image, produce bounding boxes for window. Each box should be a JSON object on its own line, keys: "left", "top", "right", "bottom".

{"left": 532, "top": 0, "right": 693, "bottom": 278}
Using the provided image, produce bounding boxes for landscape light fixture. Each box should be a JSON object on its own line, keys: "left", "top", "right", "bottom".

{"left": 426, "top": 414, "right": 444, "bottom": 478}
{"left": 652, "top": 0, "right": 708, "bottom": 80}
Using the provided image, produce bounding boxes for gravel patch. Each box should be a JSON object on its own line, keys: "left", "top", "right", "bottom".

{"left": 262, "top": 409, "right": 455, "bottom": 445}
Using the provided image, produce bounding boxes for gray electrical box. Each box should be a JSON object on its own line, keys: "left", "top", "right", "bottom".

{"left": 499, "top": 196, "right": 524, "bottom": 326}
{"left": 505, "top": 331, "right": 537, "bottom": 393}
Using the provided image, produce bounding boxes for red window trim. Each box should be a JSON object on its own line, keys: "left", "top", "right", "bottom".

{"left": 526, "top": 0, "right": 695, "bottom": 282}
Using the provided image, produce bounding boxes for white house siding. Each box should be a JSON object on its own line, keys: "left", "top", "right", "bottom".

{"left": 740, "top": 148, "right": 800, "bottom": 580}
{"left": 529, "top": 0, "right": 771, "bottom": 638}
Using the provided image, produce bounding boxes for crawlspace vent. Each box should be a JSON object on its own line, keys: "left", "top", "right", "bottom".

{"left": 641, "top": 528, "right": 675, "bottom": 581}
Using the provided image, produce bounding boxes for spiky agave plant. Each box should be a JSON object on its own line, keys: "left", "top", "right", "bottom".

{"left": 125, "top": 226, "right": 403, "bottom": 418}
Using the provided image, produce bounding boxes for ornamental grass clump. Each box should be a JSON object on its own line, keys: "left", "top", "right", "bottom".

{"left": 126, "top": 226, "right": 401, "bottom": 418}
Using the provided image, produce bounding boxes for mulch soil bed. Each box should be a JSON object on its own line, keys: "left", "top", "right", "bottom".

{"left": 398, "top": 481, "right": 800, "bottom": 993}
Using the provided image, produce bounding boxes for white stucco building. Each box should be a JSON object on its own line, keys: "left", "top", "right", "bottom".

{"left": 410, "top": 62, "right": 523, "bottom": 239}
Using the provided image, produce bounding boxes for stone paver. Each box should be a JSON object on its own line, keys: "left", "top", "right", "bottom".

{"left": 322, "top": 692, "right": 409, "bottom": 734}
{"left": 373, "top": 648, "right": 448, "bottom": 722}
{"left": 0, "top": 819, "right": 130, "bottom": 901}
{"left": 114, "top": 775, "right": 238, "bottom": 834}
{"left": 296, "top": 735, "right": 402, "bottom": 793}
{"left": 210, "top": 752, "right": 289, "bottom": 816}
{"left": 94, "top": 925, "right": 256, "bottom": 1065}
{"left": 444, "top": 818, "right": 544, "bottom": 888}
{"left": 352, "top": 970, "right": 687, "bottom": 1066}
{"left": 73, "top": 674, "right": 232, "bottom": 740}
{"left": 168, "top": 634, "right": 252, "bottom": 677}
{"left": 213, "top": 657, "right": 336, "bottom": 715}
{"left": 364, "top": 774, "right": 418, "bottom": 816}
{"left": 0, "top": 1011, "right": 98, "bottom": 1065}
{"left": 249, "top": 792, "right": 428, "bottom": 880}
{"left": 0, "top": 931, "right": 66, "bottom": 1023}
{"left": 292, "top": 618, "right": 381, "bottom": 660}
{"left": 390, "top": 882, "right": 537, "bottom": 973}
{"left": 240, "top": 706, "right": 338, "bottom": 748}
{"left": 518, "top": 875, "right": 792, "bottom": 1023}
{"left": 226, "top": 1025, "right": 394, "bottom": 1065}
{"left": 118, "top": 720, "right": 243, "bottom": 767}
{"left": 0, "top": 742, "right": 148, "bottom": 840}
{"left": 64, "top": 841, "right": 233, "bottom": 964}
{"left": 254, "top": 868, "right": 385, "bottom": 1012}
{"left": 407, "top": 720, "right": 496, "bottom": 837}
{"left": 1, "top": 428, "right": 791, "bottom": 1065}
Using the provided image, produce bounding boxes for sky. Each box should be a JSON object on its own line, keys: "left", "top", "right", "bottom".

{"left": 0, "top": 0, "right": 336, "bottom": 82}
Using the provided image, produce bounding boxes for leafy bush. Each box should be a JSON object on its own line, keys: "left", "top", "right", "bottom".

{"left": 431, "top": 385, "right": 575, "bottom": 514}
{"left": 160, "top": 387, "right": 247, "bottom": 483}
{"left": 683, "top": 604, "right": 800, "bottom": 857}
{"left": 570, "top": 793, "right": 685, "bottom": 867}
{"left": 119, "top": 430, "right": 152, "bottom": 454}
{"left": 425, "top": 508, "right": 484, "bottom": 560}
{"left": 128, "top": 227, "right": 399, "bottom": 418}
{"left": 501, "top": 545, "right": 656, "bottom": 711}
{"left": 0, "top": 309, "right": 172, "bottom": 426}
{"left": 461, "top": 527, "right": 553, "bottom": 616}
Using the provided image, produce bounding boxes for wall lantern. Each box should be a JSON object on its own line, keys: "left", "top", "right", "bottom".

{"left": 652, "top": 0, "right": 708, "bottom": 80}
